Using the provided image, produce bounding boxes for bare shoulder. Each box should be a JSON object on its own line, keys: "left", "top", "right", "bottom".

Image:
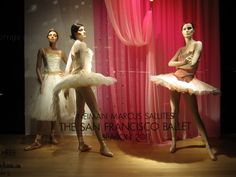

{"left": 37, "top": 48, "right": 45, "bottom": 56}
{"left": 57, "top": 49, "right": 65, "bottom": 54}
{"left": 195, "top": 41, "right": 202, "bottom": 47}
{"left": 59, "top": 50, "right": 66, "bottom": 57}
{"left": 38, "top": 48, "right": 44, "bottom": 53}
{"left": 75, "top": 40, "right": 87, "bottom": 47}
{"left": 193, "top": 41, "right": 202, "bottom": 51}
{"left": 179, "top": 47, "right": 185, "bottom": 51}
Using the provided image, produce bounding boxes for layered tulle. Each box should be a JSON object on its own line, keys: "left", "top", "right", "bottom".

{"left": 53, "top": 70, "right": 117, "bottom": 93}
{"left": 150, "top": 73, "right": 220, "bottom": 95}
{"left": 52, "top": 70, "right": 117, "bottom": 120}
{"left": 30, "top": 74, "right": 76, "bottom": 122}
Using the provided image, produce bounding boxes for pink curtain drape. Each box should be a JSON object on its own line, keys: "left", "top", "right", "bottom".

{"left": 104, "top": 0, "right": 152, "bottom": 46}
{"left": 93, "top": 0, "right": 220, "bottom": 144}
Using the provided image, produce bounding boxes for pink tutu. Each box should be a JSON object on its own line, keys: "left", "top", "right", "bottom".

{"left": 150, "top": 73, "right": 220, "bottom": 95}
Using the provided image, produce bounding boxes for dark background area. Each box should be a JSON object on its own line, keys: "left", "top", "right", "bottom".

{"left": 219, "top": 0, "right": 236, "bottom": 135}
{"left": 0, "top": 1, "right": 24, "bottom": 134}
{"left": 0, "top": 0, "right": 235, "bottom": 135}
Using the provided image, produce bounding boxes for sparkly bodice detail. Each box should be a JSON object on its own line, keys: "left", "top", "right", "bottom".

{"left": 70, "top": 40, "right": 93, "bottom": 74}
{"left": 44, "top": 53, "right": 62, "bottom": 73}
{"left": 71, "top": 48, "right": 93, "bottom": 74}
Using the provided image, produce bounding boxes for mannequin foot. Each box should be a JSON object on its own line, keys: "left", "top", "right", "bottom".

{"left": 212, "top": 147, "right": 217, "bottom": 155}
{"left": 169, "top": 143, "right": 176, "bottom": 153}
{"left": 206, "top": 145, "right": 217, "bottom": 161}
{"left": 50, "top": 134, "right": 59, "bottom": 145}
{"left": 50, "top": 130, "right": 59, "bottom": 145}
{"left": 100, "top": 144, "right": 113, "bottom": 157}
{"left": 79, "top": 144, "right": 92, "bottom": 152}
{"left": 24, "top": 141, "right": 42, "bottom": 151}
{"left": 24, "top": 135, "right": 42, "bottom": 151}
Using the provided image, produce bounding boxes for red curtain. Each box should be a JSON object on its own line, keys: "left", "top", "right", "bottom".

{"left": 93, "top": 0, "right": 220, "bottom": 144}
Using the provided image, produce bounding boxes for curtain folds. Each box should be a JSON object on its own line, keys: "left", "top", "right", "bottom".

{"left": 104, "top": 0, "right": 152, "bottom": 46}
{"left": 93, "top": 0, "right": 220, "bottom": 144}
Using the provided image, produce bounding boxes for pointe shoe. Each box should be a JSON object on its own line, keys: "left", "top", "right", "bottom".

{"left": 209, "top": 154, "right": 217, "bottom": 161}
{"left": 24, "top": 141, "right": 42, "bottom": 151}
{"left": 206, "top": 146, "right": 217, "bottom": 161}
{"left": 208, "top": 151, "right": 217, "bottom": 161}
{"left": 169, "top": 144, "right": 176, "bottom": 153}
{"left": 50, "top": 135, "right": 59, "bottom": 145}
{"left": 79, "top": 144, "right": 92, "bottom": 152}
{"left": 100, "top": 146, "right": 114, "bottom": 157}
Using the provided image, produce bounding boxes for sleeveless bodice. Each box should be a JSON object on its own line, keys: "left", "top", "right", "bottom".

{"left": 43, "top": 53, "right": 62, "bottom": 73}
{"left": 70, "top": 40, "right": 93, "bottom": 74}
{"left": 174, "top": 50, "right": 198, "bottom": 82}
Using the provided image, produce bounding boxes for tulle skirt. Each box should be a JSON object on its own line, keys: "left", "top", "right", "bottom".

{"left": 52, "top": 70, "right": 117, "bottom": 120}
{"left": 150, "top": 73, "right": 220, "bottom": 95}
{"left": 29, "top": 74, "right": 76, "bottom": 122}
{"left": 53, "top": 70, "right": 117, "bottom": 93}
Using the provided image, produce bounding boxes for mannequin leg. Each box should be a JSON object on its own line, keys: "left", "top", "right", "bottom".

{"left": 50, "top": 121, "right": 58, "bottom": 144}
{"left": 184, "top": 93, "right": 216, "bottom": 160}
{"left": 75, "top": 88, "right": 92, "bottom": 152}
{"left": 78, "top": 87, "right": 113, "bottom": 157}
{"left": 24, "top": 121, "right": 43, "bottom": 151}
{"left": 169, "top": 91, "right": 180, "bottom": 153}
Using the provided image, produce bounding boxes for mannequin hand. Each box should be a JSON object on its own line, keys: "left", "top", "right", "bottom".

{"left": 39, "top": 80, "right": 44, "bottom": 94}
{"left": 40, "top": 85, "right": 43, "bottom": 94}
{"left": 64, "top": 89, "right": 69, "bottom": 99}
{"left": 185, "top": 56, "right": 192, "bottom": 64}
{"left": 59, "top": 71, "right": 64, "bottom": 77}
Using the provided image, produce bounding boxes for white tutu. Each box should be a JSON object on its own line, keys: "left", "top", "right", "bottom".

{"left": 150, "top": 73, "right": 220, "bottom": 95}
{"left": 30, "top": 74, "right": 76, "bottom": 122}
{"left": 51, "top": 40, "right": 117, "bottom": 120}
{"left": 53, "top": 70, "right": 117, "bottom": 93}
{"left": 51, "top": 70, "right": 117, "bottom": 120}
